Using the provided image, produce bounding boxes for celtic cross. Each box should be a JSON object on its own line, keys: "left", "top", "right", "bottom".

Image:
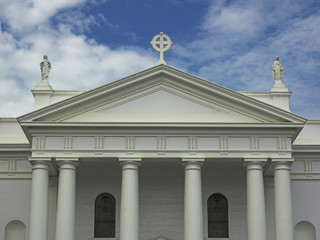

{"left": 150, "top": 32, "right": 173, "bottom": 65}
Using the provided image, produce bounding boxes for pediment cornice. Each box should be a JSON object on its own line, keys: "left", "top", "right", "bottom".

{"left": 18, "top": 65, "right": 306, "bottom": 142}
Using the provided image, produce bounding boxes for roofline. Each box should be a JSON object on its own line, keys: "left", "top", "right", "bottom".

{"left": 18, "top": 64, "right": 307, "bottom": 124}
{"left": 0, "top": 118, "right": 18, "bottom": 122}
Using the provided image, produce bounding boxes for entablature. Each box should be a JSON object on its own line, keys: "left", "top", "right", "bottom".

{"left": 29, "top": 133, "right": 293, "bottom": 159}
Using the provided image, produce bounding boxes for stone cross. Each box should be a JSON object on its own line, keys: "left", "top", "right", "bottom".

{"left": 150, "top": 32, "right": 173, "bottom": 65}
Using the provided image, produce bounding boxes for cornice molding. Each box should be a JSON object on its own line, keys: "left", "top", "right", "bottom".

{"left": 18, "top": 65, "right": 306, "bottom": 123}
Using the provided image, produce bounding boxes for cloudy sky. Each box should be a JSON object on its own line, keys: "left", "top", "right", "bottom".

{"left": 0, "top": 0, "right": 319, "bottom": 119}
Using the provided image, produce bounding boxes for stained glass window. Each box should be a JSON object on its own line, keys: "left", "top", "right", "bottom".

{"left": 208, "top": 193, "right": 229, "bottom": 238}
{"left": 94, "top": 193, "right": 116, "bottom": 238}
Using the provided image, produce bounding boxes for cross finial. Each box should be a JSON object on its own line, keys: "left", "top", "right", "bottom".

{"left": 150, "top": 32, "right": 173, "bottom": 65}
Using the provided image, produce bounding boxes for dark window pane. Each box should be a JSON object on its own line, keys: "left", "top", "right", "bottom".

{"left": 94, "top": 193, "right": 116, "bottom": 237}
{"left": 208, "top": 193, "right": 229, "bottom": 238}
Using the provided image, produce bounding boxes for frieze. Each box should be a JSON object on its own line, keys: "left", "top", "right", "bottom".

{"left": 31, "top": 135, "right": 293, "bottom": 156}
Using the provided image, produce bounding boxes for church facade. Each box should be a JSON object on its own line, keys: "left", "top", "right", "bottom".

{"left": 0, "top": 54, "right": 319, "bottom": 240}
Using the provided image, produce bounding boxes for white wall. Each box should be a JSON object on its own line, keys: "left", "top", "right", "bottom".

{"left": 0, "top": 179, "right": 31, "bottom": 239}
{"left": 292, "top": 180, "right": 320, "bottom": 240}
{"left": 74, "top": 158, "right": 248, "bottom": 240}
{"left": 203, "top": 159, "right": 247, "bottom": 240}
{"left": 75, "top": 158, "right": 121, "bottom": 240}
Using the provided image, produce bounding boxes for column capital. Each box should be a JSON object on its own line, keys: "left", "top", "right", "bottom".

{"left": 271, "top": 158, "right": 294, "bottom": 163}
{"left": 55, "top": 157, "right": 79, "bottom": 163}
{"left": 243, "top": 159, "right": 267, "bottom": 171}
{"left": 119, "top": 160, "right": 141, "bottom": 171}
{"left": 182, "top": 159, "right": 204, "bottom": 171}
{"left": 271, "top": 158, "right": 294, "bottom": 171}
{"left": 272, "top": 161, "right": 293, "bottom": 172}
{"left": 243, "top": 158, "right": 268, "bottom": 162}
{"left": 118, "top": 158, "right": 141, "bottom": 168}
{"left": 182, "top": 158, "right": 204, "bottom": 168}
{"left": 56, "top": 158, "right": 79, "bottom": 170}
{"left": 118, "top": 157, "right": 142, "bottom": 163}
{"left": 181, "top": 157, "right": 205, "bottom": 163}
{"left": 242, "top": 158, "right": 267, "bottom": 171}
{"left": 28, "top": 157, "right": 51, "bottom": 170}
{"left": 28, "top": 156, "right": 52, "bottom": 162}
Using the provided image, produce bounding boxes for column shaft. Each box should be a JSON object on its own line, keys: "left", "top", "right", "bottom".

{"left": 28, "top": 160, "right": 49, "bottom": 240}
{"left": 119, "top": 161, "right": 140, "bottom": 240}
{"left": 55, "top": 161, "right": 77, "bottom": 240}
{"left": 245, "top": 161, "right": 267, "bottom": 240}
{"left": 183, "top": 161, "right": 204, "bottom": 240}
{"left": 274, "top": 161, "right": 294, "bottom": 240}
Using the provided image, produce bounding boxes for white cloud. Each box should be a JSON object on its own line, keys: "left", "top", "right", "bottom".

{"left": 0, "top": 1, "right": 157, "bottom": 117}
{"left": 171, "top": 0, "right": 320, "bottom": 119}
{"left": 0, "top": 0, "right": 87, "bottom": 32}
{"left": 0, "top": 0, "right": 319, "bottom": 119}
{"left": 202, "top": 1, "right": 262, "bottom": 36}
{"left": 0, "top": 26, "right": 156, "bottom": 117}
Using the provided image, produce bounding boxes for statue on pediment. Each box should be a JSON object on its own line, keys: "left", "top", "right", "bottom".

{"left": 40, "top": 55, "right": 51, "bottom": 80}
{"left": 272, "top": 56, "right": 284, "bottom": 81}
{"left": 271, "top": 56, "right": 288, "bottom": 91}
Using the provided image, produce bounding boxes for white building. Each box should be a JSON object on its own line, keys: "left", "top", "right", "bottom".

{"left": 0, "top": 38, "right": 320, "bottom": 240}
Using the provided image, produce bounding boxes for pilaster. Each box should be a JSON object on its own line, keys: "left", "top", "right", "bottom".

{"left": 243, "top": 159, "right": 267, "bottom": 240}
{"left": 55, "top": 158, "right": 79, "bottom": 240}
{"left": 272, "top": 159, "right": 294, "bottom": 240}
{"left": 28, "top": 157, "right": 51, "bottom": 240}
{"left": 182, "top": 158, "right": 204, "bottom": 240}
{"left": 119, "top": 157, "right": 141, "bottom": 240}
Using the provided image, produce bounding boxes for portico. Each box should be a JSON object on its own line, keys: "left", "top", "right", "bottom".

{"left": 18, "top": 62, "right": 305, "bottom": 240}
{"left": 26, "top": 154, "right": 295, "bottom": 240}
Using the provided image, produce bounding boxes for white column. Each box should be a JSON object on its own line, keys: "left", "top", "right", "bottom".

{"left": 183, "top": 159, "right": 204, "bottom": 240}
{"left": 55, "top": 159, "right": 78, "bottom": 240}
{"left": 273, "top": 160, "right": 294, "bottom": 240}
{"left": 28, "top": 158, "right": 50, "bottom": 240}
{"left": 119, "top": 158, "right": 141, "bottom": 240}
{"left": 245, "top": 160, "right": 267, "bottom": 240}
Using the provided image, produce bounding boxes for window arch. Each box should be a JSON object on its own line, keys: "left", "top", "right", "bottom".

{"left": 5, "top": 220, "right": 26, "bottom": 240}
{"left": 94, "top": 193, "right": 116, "bottom": 238}
{"left": 207, "top": 193, "right": 229, "bottom": 238}
{"left": 294, "top": 221, "right": 316, "bottom": 240}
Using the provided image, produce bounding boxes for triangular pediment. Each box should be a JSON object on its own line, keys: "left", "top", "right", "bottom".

{"left": 59, "top": 87, "right": 267, "bottom": 123}
{"left": 19, "top": 65, "right": 306, "bottom": 124}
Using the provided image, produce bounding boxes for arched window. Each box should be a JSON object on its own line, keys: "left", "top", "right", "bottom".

{"left": 5, "top": 220, "right": 26, "bottom": 240}
{"left": 294, "top": 221, "right": 316, "bottom": 240}
{"left": 94, "top": 193, "right": 116, "bottom": 238}
{"left": 207, "top": 193, "right": 229, "bottom": 238}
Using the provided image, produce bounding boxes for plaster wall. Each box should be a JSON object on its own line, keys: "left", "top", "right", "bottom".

{"left": 74, "top": 158, "right": 249, "bottom": 240}
{"left": 2, "top": 159, "right": 316, "bottom": 240}
{"left": 0, "top": 179, "right": 31, "bottom": 239}
{"left": 0, "top": 120, "right": 29, "bottom": 144}
{"left": 292, "top": 180, "right": 320, "bottom": 240}
{"left": 203, "top": 159, "right": 247, "bottom": 240}
{"left": 75, "top": 158, "right": 121, "bottom": 240}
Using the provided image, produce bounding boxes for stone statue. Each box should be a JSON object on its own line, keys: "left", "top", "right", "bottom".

{"left": 272, "top": 56, "right": 284, "bottom": 81}
{"left": 40, "top": 55, "right": 51, "bottom": 80}
{"left": 271, "top": 56, "right": 288, "bottom": 91}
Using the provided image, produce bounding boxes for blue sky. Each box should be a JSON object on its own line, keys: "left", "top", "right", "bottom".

{"left": 0, "top": 0, "right": 319, "bottom": 119}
